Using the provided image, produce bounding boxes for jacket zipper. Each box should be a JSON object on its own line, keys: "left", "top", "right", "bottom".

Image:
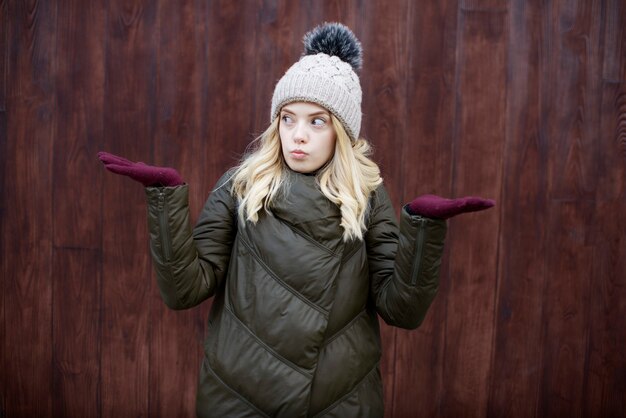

{"left": 158, "top": 191, "right": 172, "bottom": 262}
{"left": 410, "top": 218, "right": 427, "bottom": 286}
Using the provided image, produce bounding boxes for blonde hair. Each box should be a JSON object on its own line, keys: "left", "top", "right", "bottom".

{"left": 230, "top": 114, "right": 382, "bottom": 241}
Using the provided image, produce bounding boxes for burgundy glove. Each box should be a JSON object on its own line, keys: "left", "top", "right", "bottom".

{"left": 407, "top": 194, "right": 495, "bottom": 219}
{"left": 98, "top": 151, "right": 184, "bottom": 187}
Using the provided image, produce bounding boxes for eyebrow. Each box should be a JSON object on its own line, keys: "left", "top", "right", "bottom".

{"left": 281, "top": 108, "right": 330, "bottom": 117}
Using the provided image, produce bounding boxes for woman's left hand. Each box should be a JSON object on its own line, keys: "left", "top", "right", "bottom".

{"left": 406, "top": 194, "right": 495, "bottom": 219}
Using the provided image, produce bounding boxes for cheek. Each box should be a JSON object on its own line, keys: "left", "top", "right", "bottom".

{"left": 323, "top": 134, "right": 337, "bottom": 158}
{"left": 279, "top": 129, "right": 289, "bottom": 154}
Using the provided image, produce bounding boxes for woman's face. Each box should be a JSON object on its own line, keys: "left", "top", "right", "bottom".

{"left": 279, "top": 102, "right": 337, "bottom": 173}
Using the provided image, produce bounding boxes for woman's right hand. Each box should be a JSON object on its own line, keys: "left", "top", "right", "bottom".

{"left": 98, "top": 151, "right": 184, "bottom": 187}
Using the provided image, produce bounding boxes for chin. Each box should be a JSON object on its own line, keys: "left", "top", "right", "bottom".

{"left": 287, "top": 161, "right": 317, "bottom": 174}
{"left": 289, "top": 166, "right": 314, "bottom": 174}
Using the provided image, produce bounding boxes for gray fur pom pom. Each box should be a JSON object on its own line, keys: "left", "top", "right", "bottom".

{"left": 303, "top": 22, "right": 363, "bottom": 71}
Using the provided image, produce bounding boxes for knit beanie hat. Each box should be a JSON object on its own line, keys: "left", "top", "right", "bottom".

{"left": 271, "top": 22, "right": 363, "bottom": 141}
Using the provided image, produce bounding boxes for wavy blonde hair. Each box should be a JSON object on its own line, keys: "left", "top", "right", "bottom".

{"left": 230, "top": 114, "right": 382, "bottom": 241}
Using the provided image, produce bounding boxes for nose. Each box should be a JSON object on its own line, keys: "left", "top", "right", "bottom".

{"left": 293, "top": 122, "right": 308, "bottom": 143}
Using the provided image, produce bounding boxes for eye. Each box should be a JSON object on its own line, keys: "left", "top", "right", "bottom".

{"left": 281, "top": 114, "right": 294, "bottom": 124}
{"left": 311, "top": 117, "right": 327, "bottom": 127}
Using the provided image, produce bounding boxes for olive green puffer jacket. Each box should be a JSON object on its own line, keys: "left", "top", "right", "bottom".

{"left": 145, "top": 170, "right": 447, "bottom": 417}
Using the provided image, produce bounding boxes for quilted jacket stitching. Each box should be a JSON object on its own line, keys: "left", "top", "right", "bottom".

{"left": 205, "top": 357, "right": 272, "bottom": 417}
{"left": 281, "top": 219, "right": 342, "bottom": 257}
{"left": 312, "top": 361, "right": 380, "bottom": 418}
{"left": 239, "top": 235, "right": 329, "bottom": 317}
{"left": 225, "top": 305, "right": 314, "bottom": 377}
{"left": 322, "top": 309, "right": 367, "bottom": 347}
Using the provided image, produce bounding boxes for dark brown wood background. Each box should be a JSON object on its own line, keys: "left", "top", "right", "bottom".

{"left": 1, "top": 0, "right": 625, "bottom": 417}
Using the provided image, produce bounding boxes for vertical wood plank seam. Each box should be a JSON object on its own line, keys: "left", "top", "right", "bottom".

{"left": 437, "top": 3, "right": 465, "bottom": 415}
{"left": 0, "top": 0, "right": 7, "bottom": 111}
{"left": 390, "top": 3, "right": 414, "bottom": 415}
{"left": 532, "top": 2, "right": 554, "bottom": 415}
{"left": 0, "top": 0, "right": 7, "bottom": 415}
{"left": 450, "top": 6, "right": 463, "bottom": 205}
{"left": 99, "top": 1, "right": 113, "bottom": 415}
{"left": 49, "top": 1, "right": 60, "bottom": 415}
{"left": 580, "top": 223, "right": 595, "bottom": 415}
{"left": 606, "top": 0, "right": 623, "bottom": 86}
{"left": 147, "top": 0, "right": 162, "bottom": 414}
{"left": 98, "top": 4, "right": 111, "bottom": 416}
{"left": 486, "top": 4, "right": 511, "bottom": 414}
{"left": 581, "top": 0, "right": 606, "bottom": 413}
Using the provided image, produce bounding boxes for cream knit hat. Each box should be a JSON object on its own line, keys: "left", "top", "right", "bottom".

{"left": 270, "top": 23, "right": 363, "bottom": 141}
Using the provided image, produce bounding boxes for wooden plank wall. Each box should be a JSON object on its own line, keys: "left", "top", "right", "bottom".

{"left": 2, "top": 0, "right": 625, "bottom": 416}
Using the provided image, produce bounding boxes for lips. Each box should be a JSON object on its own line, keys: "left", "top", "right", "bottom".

{"left": 290, "top": 150, "right": 308, "bottom": 159}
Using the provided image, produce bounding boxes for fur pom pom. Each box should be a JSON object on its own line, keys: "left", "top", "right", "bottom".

{"left": 303, "top": 22, "right": 363, "bottom": 71}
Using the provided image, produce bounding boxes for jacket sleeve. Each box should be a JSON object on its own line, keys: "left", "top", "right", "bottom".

{"left": 365, "top": 185, "right": 447, "bottom": 329}
{"left": 145, "top": 172, "right": 237, "bottom": 310}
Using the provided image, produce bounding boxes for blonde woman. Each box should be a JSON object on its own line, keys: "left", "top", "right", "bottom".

{"left": 99, "top": 23, "right": 494, "bottom": 418}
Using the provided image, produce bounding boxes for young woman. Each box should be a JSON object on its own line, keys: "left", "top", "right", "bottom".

{"left": 99, "top": 23, "right": 494, "bottom": 418}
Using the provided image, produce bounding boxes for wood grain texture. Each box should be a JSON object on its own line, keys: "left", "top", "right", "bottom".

{"left": 53, "top": 0, "right": 106, "bottom": 250}
{"left": 598, "top": 82, "right": 626, "bottom": 199}
{"left": 100, "top": 0, "right": 156, "bottom": 416}
{"left": 602, "top": 0, "right": 626, "bottom": 82}
{"left": 2, "top": 0, "right": 57, "bottom": 416}
{"left": 393, "top": 1, "right": 457, "bottom": 417}
{"left": 583, "top": 200, "right": 626, "bottom": 417}
{"left": 359, "top": 2, "right": 412, "bottom": 415}
{"left": 147, "top": 1, "right": 207, "bottom": 416}
{"left": 52, "top": 249, "right": 101, "bottom": 418}
{"left": 0, "top": 0, "right": 6, "bottom": 111}
{"left": 486, "top": 1, "right": 547, "bottom": 416}
{"left": 202, "top": 0, "right": 263, "bottom": 186}
{"left": 251, "top": 1, "right": 317, "bottom": 137}
{"left": 538, "top": 201, "right": 594, "bottom": 418}
{"left": 3, "top": 1, "right": 626, "bottom": 416}
{"left": 50, "top": 1, "right": 107, "bottom": 415}
{"left": 548, "top": 0, "right": 604, "bottom": 200}
{"left": 441, "top": 4, "right": 507, "bottom": 416}
{"left": 0, "top": 0, "right": 6, "bottom": 412}
{"left": 598, "top": 0, "right": 626, "bottom": 199}
{"left": 537, "top": 2, "right": 605, "bottom": 415}
{"left": 582, "top": 2, "right": 626, "bottom": 415}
